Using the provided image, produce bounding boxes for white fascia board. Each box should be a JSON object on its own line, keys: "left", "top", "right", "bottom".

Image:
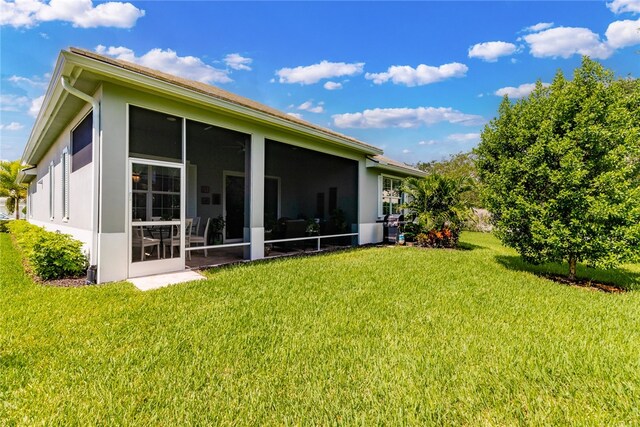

{"left": 64, "top": 51, "right": 383, "bottom": 156}
{"left": 20, "top": 54, "right": 74, "bottom": 166}
{"left": 366, "top": 158, "right": 426, "bottom": 177}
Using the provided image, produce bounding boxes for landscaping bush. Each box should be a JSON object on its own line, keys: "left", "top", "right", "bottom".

{"left": 0, "top": 219, "right": 9, "bottom": 233}
{"left": 7, "top": 220, "right": 88, "bottom": 280}
{"left": 416, "top": 227, "right": 458, "bottom": 248}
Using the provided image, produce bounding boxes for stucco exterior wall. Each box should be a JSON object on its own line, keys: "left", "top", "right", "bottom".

{"left": 27, "top": 102, "right": 94, "bottom": 253}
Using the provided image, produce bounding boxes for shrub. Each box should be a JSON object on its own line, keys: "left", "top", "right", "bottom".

{"left": 416, "top": 227, "right": 458, "bottom": 248}
{"left": 0, "top": 220, "right": 9, "bottom": 233}
{"left": 31, "top": 233, "right": 88, "bottom": 280}
{"left": 7, "top": 220, "right": 88, "bottom": 280}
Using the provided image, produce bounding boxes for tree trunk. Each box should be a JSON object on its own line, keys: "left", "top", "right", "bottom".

{"left": 568, "top": 255, "right": 577, "bottom": 281}
{"left": 15, "top": 198, "right": 19, "bottom": 220}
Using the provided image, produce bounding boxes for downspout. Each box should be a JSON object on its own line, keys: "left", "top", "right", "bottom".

{"left": 60, "top": 76, "right": 101, "bottom": 283}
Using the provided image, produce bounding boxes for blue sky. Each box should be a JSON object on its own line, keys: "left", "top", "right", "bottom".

{"left": 1, "top": 0, "right": 639, "bottom": 164}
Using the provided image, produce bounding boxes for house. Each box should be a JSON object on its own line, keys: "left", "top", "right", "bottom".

{"left": 19, "top": 47, "right": 424, "bottom": 284}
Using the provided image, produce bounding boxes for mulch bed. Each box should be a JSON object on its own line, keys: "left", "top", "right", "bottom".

{"left": 36, "top": 276, "right": 88, "bottom": 288}
{"left": 542, "top": 274, "right": 626, "bottom": 293}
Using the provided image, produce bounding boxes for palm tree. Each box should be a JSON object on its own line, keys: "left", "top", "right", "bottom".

{"left": 0, "top": 160, "right": 28, "bottom": 219}
{"left": 403, "top": 173, "right": 472, "bottom": 233}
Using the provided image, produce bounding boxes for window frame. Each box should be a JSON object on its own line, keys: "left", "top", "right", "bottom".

{"left": 378, "top": 174, "right": 404, "bottom": 217}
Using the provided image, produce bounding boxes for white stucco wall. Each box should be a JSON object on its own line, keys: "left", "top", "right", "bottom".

{"left": 27, "top": 103, "right": 94, "bottom": 254}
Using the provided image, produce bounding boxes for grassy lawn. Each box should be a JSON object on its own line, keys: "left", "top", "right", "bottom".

{"left": 1, "top": 232, "right": 639, "bottom": 425}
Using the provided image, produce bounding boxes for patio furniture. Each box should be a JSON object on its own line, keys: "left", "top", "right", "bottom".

{"left": 189, "top": 217, "right": 210, "bottom": 257}
{"left": 132, "top": 225, "right": 160, "bottom": 261}
{"left": 163, "top": 218, "right": 193, "bottom": 260}
{"left": 191, "top": 216, "right": 200, "bottom": 235}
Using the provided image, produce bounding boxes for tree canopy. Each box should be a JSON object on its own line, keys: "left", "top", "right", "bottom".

{"left": 403, "top": 173, "right": 472, "bottom": 233}
{"left": 416, "top": 152, "right": 482, "bottom": 207}
{"left": 0, "top": 160, "right": 28, "bottom": 220}
{"left": 475, "top": 57, "right": 640, "bottom": 280}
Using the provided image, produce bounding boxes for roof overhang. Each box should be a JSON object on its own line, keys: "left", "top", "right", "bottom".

{"left": 366, "top": 157, "right": 426, "bottom": 177}
{"left": 17, "top": 166, "right": 37, "bottom": 184}
{"left": 22, "top": 49, "right": 382, "bottom": 165}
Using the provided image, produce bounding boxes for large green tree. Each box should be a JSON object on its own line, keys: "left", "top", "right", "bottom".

{"left": 0, "top": 160, "right": 28, "bottom": 220}
{"left": 476, "top": 57, "right": 640, "bottom": 280}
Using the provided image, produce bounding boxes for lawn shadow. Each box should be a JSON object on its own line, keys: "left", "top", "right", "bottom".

{"left": 495, "top": 255, "right": 640, "bottom": 292}
{"left": 457, "top": 241, "right": 484, "bottom": 251}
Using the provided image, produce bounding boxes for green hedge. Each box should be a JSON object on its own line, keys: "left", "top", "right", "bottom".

{"left": 7, "top": 220, "right": 88, "bottom": 280}
{"left": 0, "top": 220, "right": 9, "bottom": 233}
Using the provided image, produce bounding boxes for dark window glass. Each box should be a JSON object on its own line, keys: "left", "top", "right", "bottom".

{"left": 129, "top": 106, "right": 182, "bottom": 162}
{"left": 72, "top": 113, "right": 92, "bottom": 172}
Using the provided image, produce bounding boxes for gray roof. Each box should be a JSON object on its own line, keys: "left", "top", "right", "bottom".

{"left": 70, "top": 47, "right": 383, "bottom": 154}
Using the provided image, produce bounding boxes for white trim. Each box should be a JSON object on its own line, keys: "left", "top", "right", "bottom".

{"left": 380, "top": 174, "right": 404, "bottom": 217}
{"left": 127, "top": 159, "right": 186, "bottom": 278}
{"left": 61, "top": 147, "right": 70, "bottom": 221}
{"left": 48, "top": 160, "right": 55, "bottom": 220}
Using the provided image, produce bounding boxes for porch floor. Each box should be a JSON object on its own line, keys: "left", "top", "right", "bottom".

{"left": 184, "top": 242, "right": 354, "bottom": 270}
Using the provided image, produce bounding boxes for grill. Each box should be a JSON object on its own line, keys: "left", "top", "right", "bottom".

{"left": 383, "top": 214, "right": 404, "bottom": 243}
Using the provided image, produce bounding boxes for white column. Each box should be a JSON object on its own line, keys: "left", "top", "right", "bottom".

{"left": 246, "top": 133, "right": 265, "bottom": 259}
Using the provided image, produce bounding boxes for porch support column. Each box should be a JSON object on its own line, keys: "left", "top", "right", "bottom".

{"left": 246, "top": 133, "right": 265, "bottom": 260}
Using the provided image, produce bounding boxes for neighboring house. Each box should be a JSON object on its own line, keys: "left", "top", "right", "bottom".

{"left": 19, "top": 48, "right": 424, "bottom": 283}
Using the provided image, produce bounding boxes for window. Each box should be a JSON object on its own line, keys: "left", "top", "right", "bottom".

{"left": 381, "top": 176, "right": 403, "bottom": 215}
{"left": 72, "top": 112, "right": 92, "bottom": 172}
{"left": 61, "top": 148, "right": 70, "bottom": 220}
{"left": 49, "top": 161, "right": 55, "bottom": 219}
{"left": 129, "top": 106, "right": 183, "bottom": 162}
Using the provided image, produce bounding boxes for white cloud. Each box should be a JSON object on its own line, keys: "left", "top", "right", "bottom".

{"left": 95, "top": 45, "right": 232, "bottom": 84}
{"left": 524, "top": 22, "right": 554, "bottom": 32}
{"left": 0, "top": 94, "right": 31, "bottom": 111}
{"left": 402, "top": 149, "right": 411, "bottom": 154}
{"left": 8, "top": 75, "right": 48, "bottom": 90}
{"left": 605, "top": 18, "right": 640, "bottom": 48}
{"left": 29, "top": 95, "right": 45, "bottom": 117}
{"left": 495, "top": 82, "right": 550, "bottom": 98}
{"left": 224, "top": 53, "right": 252, "bottom": 71}
{"left": 418, "top": 140, "right": 437, "bottom": 146}
{"left": 468, "top": 41, "right": 517, "bottom": 62}
{"left": 523, "top": 26, "right": 612, "bottom": 59}
{"left": 297, "top": 100, "right": 324, "bottom": 113}
{"left": 365, "top": 62, "right": 468, "bottom": 87}
{"left": 323, "top": 81, "right": 342, "bottom": 90}
{"left": 332, "top": 107, "right": 484, "bottom": 129}
{"left": 286, "top": 112, "right": 303, "bottom": 119}
{"left": 0, "top": 0, "right": 145, "bottom": 28}
{"left": 447, "top": 133, "right": 481, "bottom": 143}
{"left": 607, "top": 0, "right": 640, "bottom": 14}
{"left": 523, "top": 20, "right": 640, "bottom": 59}
{"left": 0, "top": 122, "right": 24, "bottom": 131}
{"left": 276, "top": 61, "right": 364, "bottom": 85}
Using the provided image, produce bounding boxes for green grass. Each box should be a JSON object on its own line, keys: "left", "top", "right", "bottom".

{"left": 1, "top": 232, "right": 639, "bottom": 425}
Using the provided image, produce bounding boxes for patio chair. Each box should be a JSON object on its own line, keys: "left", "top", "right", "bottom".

{"left": 163, "top": 218, "right": 193, "bottom": 260}
{"left": 131, "top": 225, "right": 160, "bottom": 261}
{"left": 189, "top": 217, "right": 210, "bottom": 257}
{"left": 191, "top": 217, "right": 200, "bottom": 235}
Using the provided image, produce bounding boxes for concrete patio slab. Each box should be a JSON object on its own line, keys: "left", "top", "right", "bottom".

{"left": 129, "top": 270, "right": 206, "bottom": 291}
